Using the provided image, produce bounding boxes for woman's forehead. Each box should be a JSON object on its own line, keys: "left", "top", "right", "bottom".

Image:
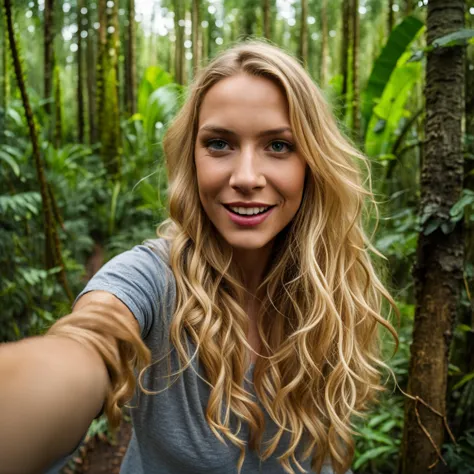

{"left": 197, "top": 75, "right": 290, "bottom": 131}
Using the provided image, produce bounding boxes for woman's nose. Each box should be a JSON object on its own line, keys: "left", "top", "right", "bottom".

{"left": 229, "top": 147, "right": 266, "bottom": 192}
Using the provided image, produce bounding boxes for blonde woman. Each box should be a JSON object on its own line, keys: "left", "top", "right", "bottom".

{"left": 0, "top": 41, "right": 397, "bottom": 474}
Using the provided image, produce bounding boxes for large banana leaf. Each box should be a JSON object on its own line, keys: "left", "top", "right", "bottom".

{"left": 364, "top": 51, "right": 422, "bottom": 159}
{"left": 137, "top": 66, "right": 174, "bottom": 117}
{"left": 132, "top": 66, "right": 184, "bottom": 149}
{"left": 362, "top": 16, "right": 424, "bottom": 136}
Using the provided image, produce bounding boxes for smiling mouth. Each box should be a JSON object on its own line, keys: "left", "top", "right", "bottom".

{"left": 223, "top": 204, "right": 277, "bottom": 216}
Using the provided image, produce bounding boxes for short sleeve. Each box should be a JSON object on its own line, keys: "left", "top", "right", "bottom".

{"left": 73, "top": 244, "right": 173, "bottom": 339}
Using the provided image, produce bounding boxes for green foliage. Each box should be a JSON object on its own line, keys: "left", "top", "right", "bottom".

{"left": 443, "top": 428, "right": 474, "bottom": 474}
{"left": 365, "top": 54, "right": 422, "bottom": 159}
{"left": 362, "top": 16, "right": 424, "bottom": 135}
{"left": 353, "top": 302, "right": 413, "bottom": 473}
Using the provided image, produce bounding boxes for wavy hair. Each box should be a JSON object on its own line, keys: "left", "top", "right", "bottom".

{"left": 48, "top": 40, "right": 398, "bottom": 474}
{"left": 153, "top": 40, "right": 398, "bottom": 474}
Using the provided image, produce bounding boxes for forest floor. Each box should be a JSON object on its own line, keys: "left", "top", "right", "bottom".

{"left": 60, "top": 420, "right": 132, "bottom": 474}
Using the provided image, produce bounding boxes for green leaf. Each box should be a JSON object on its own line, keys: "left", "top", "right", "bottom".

{"left": 137, "top": 66, "right": 173, "bottom": 118}
{"left": 0, "top": 150, "right": 20, "bottom": 176}
{"left": 453, "top": 372, "right": 474, "bottom": 391}
{"left": 433, "top": 29, "right": 474, "bottom": 48}
{"left": 423, "top": 218, "right": 441, "bottom": 236}
{"left": 354, "top": 446, "right": 395, "bottom": 470}
{"left": 365, "top": 59, "right": 422, "bottom": 157}
{"left": 450, "top": 191, "right": 474, "bottom": 217}
{"left": 357, "top": 426, "right": 395, "bottom": 445}
{"left": 362, "top": 16, "right": 424, "bottom": 134}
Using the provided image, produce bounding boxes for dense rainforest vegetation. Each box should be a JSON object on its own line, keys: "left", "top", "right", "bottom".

{"left": 1, "top": 0, "right": 474, "bottom": 472}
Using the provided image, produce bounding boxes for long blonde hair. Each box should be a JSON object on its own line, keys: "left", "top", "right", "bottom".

{"left": 156, "top": 41, "right": 398, "bottom": 474}
{"left": 49, "top": 40, "right": 398, "bottom": 474}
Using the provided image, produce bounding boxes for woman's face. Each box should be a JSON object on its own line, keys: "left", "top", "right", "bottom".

{"left": 194, "top": 73, "right": 307, "bottom": 252}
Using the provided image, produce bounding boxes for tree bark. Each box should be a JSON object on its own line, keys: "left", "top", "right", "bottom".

{"left": 298, "top": 0, "right": 308, "bottom": 67}
{"left": 388, "top": 0, "right": 395, "bottom": 33}
{"left": 400, "top": 1, "right": 466, "bottom": 473}
{"left": 86, "top": 0, "right": 97, "bottom": 144}
{"left": 173, "top": 0, "right": 185, "bottom": 85}
{"left": 77, "top": 0, "right": 85, "bottom": 143}
{"left": 351, "top": 0, "right": 360, "bottom": 139}
{"left": 101, "top": 0, "right": 121, "bottom": 178}
{"left": 320, "top": 0, "right": 328, "bottom": 88}
{"left": 262, "top": 0, "right": 271, "bottom": 40}
{"left": 53, "top": 65, "right": 63, "bottom": 149}
{"left": 340, "top": 0, "right": 351, "bottom": 118}
{"left": 1, "top": 13, "right": 10, "bottom": 113}
{"left": 192, "top": 0, "right": 200, "bottom": 76}
{"left": 4, "top": 0, "right": 72, "bottom": 302}
{"left": 44, "top": 0, "right": 54, "bottom": 116}
{"left": 126, "top": 0, "right": 137, "bottom": 116}
{"left": 242, "top": 0, "right": 257, "bottom": 39}
{"left": 97, "top": 0, "right": 106, "bottom": 143}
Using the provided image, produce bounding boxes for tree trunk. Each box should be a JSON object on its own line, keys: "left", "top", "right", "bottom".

{"left": 405, "top": 0, "right": 413, "bottom": 15}
{"left": 173, "top": 0, "right": 185, "bottom": 85}
{"left": 351, "top": 0, "right": 360, "bottom": 139}
{"left": 400, "top": 1, "right": 465, "bottom": 473}
{"left": 340, "top": 0, "right": 351, "bottom": 118}
{"left": 44, "top": 0, "right": 54, "bottom": 116}
{"left": 4, "top": 0, "right": 72, "bottom": 303}
{"left": 388, "top": 0, "right": 395, "bottom": 33}
{"left": 86, "top": 0, "right": 97, "bottom": 144}
{"left": 53, "top": 65, "right": 63, "bottom": 148}
{"left": 97, "top": 0, "right": 106, "bottom": 143}
{"left": 126, "top": 0, "right": 136, "bottom": 116}
{"left": 262, "top": 0, "right": 271, "bottom": 40}
{"left": 192, "top": 0, "right": 200, "bottom": 76}
{"left": 298, "top": 0, "right": 308, "bottom": 67}
{"left": 101, "top": 0, "right": 121, "bottom": 178}
{"left": 77, "top": 0, "right": 85, "bottom": 143}
{"left": 242, "top": 0, "right": 257, "bottom": 39}
{"left": 110, "top": 0, "right": 120, "bottom": 108}
{"left": 320, "top": 0, "right": 328, "bottom": 88}
{"left": 1, "top": 13, "right": 10, "bottom": 113}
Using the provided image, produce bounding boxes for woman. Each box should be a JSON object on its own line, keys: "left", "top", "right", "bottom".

{"left": 0, "top": 41, "right": 397, "bottom": 474}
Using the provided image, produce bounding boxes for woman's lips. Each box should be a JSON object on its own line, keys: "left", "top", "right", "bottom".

{"left": 223, "top": 205, "right": 276, "bottom": 227}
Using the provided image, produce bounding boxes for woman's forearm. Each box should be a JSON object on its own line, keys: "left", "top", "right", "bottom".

{"left": 0, "top": 335, "right": 109, "bottom": 474}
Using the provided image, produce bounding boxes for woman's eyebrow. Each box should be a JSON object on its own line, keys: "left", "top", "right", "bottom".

{"left": 198, "top": 125, "right": 293, "bottom": 138}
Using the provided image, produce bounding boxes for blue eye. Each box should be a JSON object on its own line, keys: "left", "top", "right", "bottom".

{"left": 270, "top": 141, "right": 293, "bottom": 153}
{"left": 207, "top": 139, "right": 228, "bottom": 151}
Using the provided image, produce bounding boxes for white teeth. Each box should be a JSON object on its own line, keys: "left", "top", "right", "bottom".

{"left": 229, "top": 206, "right": 270, "bottom": 216}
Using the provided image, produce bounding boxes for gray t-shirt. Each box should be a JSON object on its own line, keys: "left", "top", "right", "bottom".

{"left": 53, "top": 238, "right": 348, "bottom": 474}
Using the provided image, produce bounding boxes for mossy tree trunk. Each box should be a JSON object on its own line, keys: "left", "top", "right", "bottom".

{"left": 173, "top": 0, "right": 185, "bottom": 85}
{"left": 388, "top": 0, "right": 395, "bottom": 33}
{"left": 192, "top": 0, "right": 200, "bottom": 77}
{"left": 351, "top": 0, "right": 360, "bottom": 140}
{"left": 100, "top": 0, "right": 122, "bottom": 178}
{"left": 400, "top": 1, "right": 465, "bottom": 472}
{"left": 125, "top": 0, "right": 136, "bottom": 116}
{"left": 262, "top": 0, "right": 271, "bottom": 40}
{"left": 298, "top": 0, "right": 308, "bottom": 67}
{"left": 242, "top": 0, "right": 257, "bottom": 39}
{"left": 77, "top": 0, "right": 85, "bottom": 143}
{"left": 340, "top": 0, "right": 351, "bottom": 119}
{"left": 1, "top": 9, "right": 10, "bottom": 114}
{"left": 53, "top": 65, "right": 63, "bottom": 148}
{"left": 86, "top": 0, "right": 97, "bottom": 144}
{"left": 97, "top": 0, "right": 106, "bottom": 144}
{"left": 320, "top": 0, "right": 328, "bottom": 88}
{"left": 44, "top": 0, "right": 54, "bottom": 116}
{"left": 4, "top": 0, "right": 72, "bottom": 303}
